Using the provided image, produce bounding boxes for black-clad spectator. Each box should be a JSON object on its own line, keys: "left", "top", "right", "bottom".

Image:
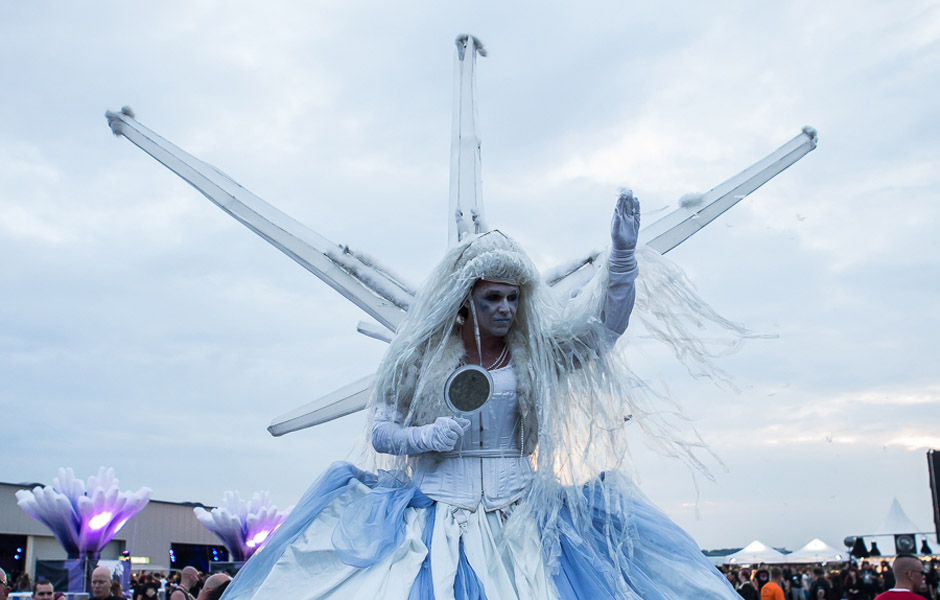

{"left": 737, "top": 570, "right": 759, "bottom": 600}
{"left": 926, "top": 560, "right": 939, "bottom": 600}
{"left": 788, "top": 569, "right": 804, "bottom": 600}
{"left": 860, "top": 561, "right": 880, "bottom": 600}
{"left": 811, "top": 567, "right": 833, "bottom": 600}
{"left": 756, "top": 566, "right": 771, "bottom": 591}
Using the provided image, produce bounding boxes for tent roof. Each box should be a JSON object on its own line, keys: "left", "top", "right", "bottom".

{"left": 784, "top": 538, "right": 846, "bottom": 563}
{"left": 875, "top": 498, "right": 923, "bottom": 535}
{"left": 724, "top": 540, "right": 788, "bottom": 565}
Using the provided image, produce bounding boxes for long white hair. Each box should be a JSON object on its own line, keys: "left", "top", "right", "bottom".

{"left": 366, "top": 230, "right": 754, "bottom": 576}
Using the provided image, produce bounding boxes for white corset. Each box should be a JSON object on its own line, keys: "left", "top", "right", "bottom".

{"left": 411, "top": 364, "right": 533, "bottom": 510}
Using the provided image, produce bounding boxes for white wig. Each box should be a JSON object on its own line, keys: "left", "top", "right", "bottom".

{"left": 370, "top": 230, "right": 549, "bottom": 454}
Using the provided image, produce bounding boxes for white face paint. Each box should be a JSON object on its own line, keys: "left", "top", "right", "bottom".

{"left": 468, "top": 281, "right": 519, "bottom": 339}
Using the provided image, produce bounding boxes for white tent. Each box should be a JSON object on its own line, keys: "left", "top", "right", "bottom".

{"left": 875, "top": 498, "right": 921, "bottom": 536}
{"left": 861, "top": 497, "right": 934, "bottom": 556}
{"left": 784, "top": 538, "right": 846, "bottom": 563}
{"left": 724, "top": 540, "right": 788, "bottom": 565}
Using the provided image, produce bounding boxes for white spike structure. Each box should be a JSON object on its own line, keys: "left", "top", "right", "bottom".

{"left": 104, "top": 36, "right": 817, "bottom": 436}
{"left": 193, "top": 491, "right": 292, "bottom": 562}
{"left": 15, "top": 467, "right": 152, "bottom": 559}
{"left": 263, "top": 127, "right": 818, "bottom": 435}
{"left": 641, "top": 127, "right": 818, "bottom": 254}
{"left": 267, "top": 374, "right": 375, "bottom": 436}
{"left": 105, "top": 107, "right": 409, "bottom": 334}
{"left": 449, "top": 34, "right": 488, "bottom": 246}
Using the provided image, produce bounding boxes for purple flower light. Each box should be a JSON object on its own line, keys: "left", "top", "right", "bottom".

{"left": 194, "top": 491, "right": 291, "bottom": 561}
{"left": 245, "top": 529, "right": 271, "bottom": 549}
{"left": 15, "top": 467, "right": 152, "bottom": 558}
{"left": 87, "top": 511, "right": 114, "bottom": 531}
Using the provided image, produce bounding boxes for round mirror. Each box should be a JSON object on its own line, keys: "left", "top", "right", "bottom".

{"left": 444, "top": 364, "right": 492, "bottom": 415}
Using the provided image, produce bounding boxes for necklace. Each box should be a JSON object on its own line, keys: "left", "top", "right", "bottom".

{"left": 486, "top": 345, "right": 509, "bottom": 370}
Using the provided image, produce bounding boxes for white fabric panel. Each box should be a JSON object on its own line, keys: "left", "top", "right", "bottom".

{"left": 431, "top": 503, "right": 556, "bottom": 600}
{"left": 245, "top": 481, "right": 427, "bottom": 600}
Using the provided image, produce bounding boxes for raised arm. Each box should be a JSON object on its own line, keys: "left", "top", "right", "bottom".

{"left": 602, "top": 190, "right": 640, "bottom": 339}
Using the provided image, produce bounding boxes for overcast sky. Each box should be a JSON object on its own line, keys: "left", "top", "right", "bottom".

{"left": 2, "top": 1, "right": 939, "bottom": 553}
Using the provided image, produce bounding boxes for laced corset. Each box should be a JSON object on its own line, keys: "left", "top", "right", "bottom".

{"left": 411, "top": 364, "right": 533, "bottom": 511}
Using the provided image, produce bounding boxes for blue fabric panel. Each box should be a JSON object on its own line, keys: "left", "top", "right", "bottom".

{"left": 454, "top": 538, "right": 488, "bottom": 600}
{"left": 554, "top": 475, "right": 737, "bottom": 600}
{"left": 553, "top": 505, "right": 622, "bottom": 599}
{"left": 332, "top": 477, "right": 433, "bottom": 567}
{"left": 407, "top": 503, "right": 436, "bottom": 600}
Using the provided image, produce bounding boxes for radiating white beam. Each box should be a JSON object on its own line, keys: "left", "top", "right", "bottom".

{"left": 105, "top": 108, "right": 408, "bottom": 332}
{"left": 267, "top": 375, "right": 375, "bottom": 437}
{"left": 448, "top": 35, "right": 488, "bottom": 246}
{"left": 263, "top": 127, "right": 819, "bottom": 436}
{"left": 641, "top": 127, "right": 818, "bottom": 254}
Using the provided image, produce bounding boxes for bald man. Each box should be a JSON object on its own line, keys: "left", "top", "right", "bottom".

{"left": 195, "top": 574, "right": 231, "bottom": 600}
{"left": 90, "top": 566, "right": 121, "bottom": 600}
{"left": 874, "top": 555, "right": 928, "bottom": 600}
{"left": 168, "top": 566, "right": 199, "bottom": 600}
{"left": 0, "top": 568, "right": 10, "bottom": 600}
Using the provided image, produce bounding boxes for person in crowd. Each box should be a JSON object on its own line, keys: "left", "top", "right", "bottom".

{"left": 810, "top": 567, "right": 832, "bottom": 600}
{"left": 134, "top": 572, "right": 160, "bottom": 600}
{"left": 828, "top": 567, "right": 844, "bottom": 600}
{"left": 874, "top": 554, "right": 928, "bottom": 600}
{"left": 32, "top": 579, "right": 54, "bottom": 600}
{"left": 90, "top": 566, "right": 121, "bottom": 600}
{"left": 16, "top": 573, "right": 32, "bottom": 592}
{"left": 845, "top": 564, "right": 863, "bottom": 600}
{"left": 0, "top": 568, "right": 11, "bottom": 600}
{"left": 761, "top": 567, "right": 786, "bottom": 600}
{"left": 206, "top": 580, "right": 230, "bottom": 600}
{"left": 167, "top": 566, "right": 199, "bottom": 600}
{"left": 788, "top": 568, "right": 804, "bottom": 600}
{"left": 803, "top": 569, "right": 814, "bottom": 600}
{"left": 195, "top": 574, "right": 231, "bottom": 600}
{"left": 881, "top": 561, "right": 897, "bottom": 592}
{"left": 756, "top": 565, "right": 771, "bottom": 592}
{"left": 926, "top": 559, "right": 939, "bottom": 600}
{"left": 860, "top": 561, "right": 881, "bottom": 600}
{"left": 737, "top": 569, "right": 759, "bottom": 600}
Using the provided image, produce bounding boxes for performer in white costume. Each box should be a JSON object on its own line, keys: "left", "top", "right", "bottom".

{"left": 221, "top": 192, "right": 740, "bottom": 599}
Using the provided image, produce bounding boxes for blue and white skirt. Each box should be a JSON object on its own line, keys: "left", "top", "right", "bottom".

{"left": 220, "top": 462, "right": 736, "bottom": 600}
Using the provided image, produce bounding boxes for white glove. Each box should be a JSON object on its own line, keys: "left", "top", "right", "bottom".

{"left": 603, "top": 190, "right": 641, "bottom": 340}
{"left": 611, "top": 189, "right": 641, "bottom": 255}
{"left": 372, "top": 415, "right": 471, "bottom": 455}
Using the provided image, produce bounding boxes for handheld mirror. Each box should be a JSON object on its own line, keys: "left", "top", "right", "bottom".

{"left": 444, "top": 364, "right": 492, "bottom": 415}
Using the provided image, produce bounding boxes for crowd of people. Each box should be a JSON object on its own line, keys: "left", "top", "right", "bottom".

{"left": 721, "top": 557, "right": 940, "bottom": 600}
{"left": 0, "top": 565, "right": 230, "bottom": 600}
{"left": 128, "top": 566, "right": 231, "bottom": 600}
